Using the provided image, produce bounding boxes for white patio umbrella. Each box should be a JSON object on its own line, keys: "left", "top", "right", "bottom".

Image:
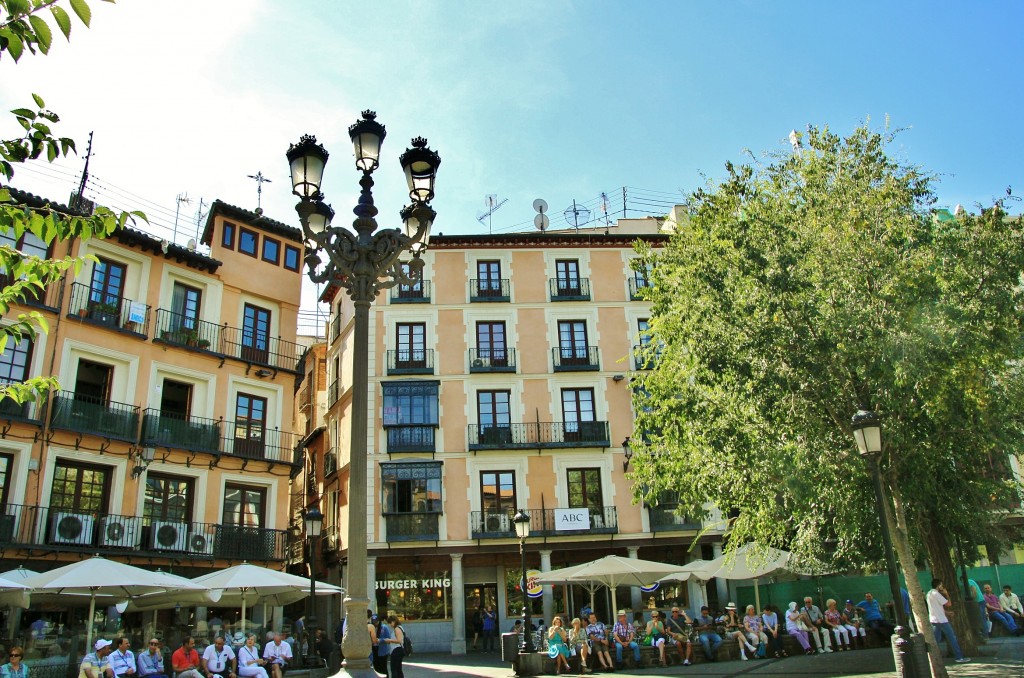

{"left": 22, "top": 556, "right": 207, "bottom": 648}
{"left": 0, "top": 574, "right": 31, "bottom": 608}
{"left": 705, "top": 543, "right": 793, "bottom": 611}
{"left": 535, "top": 555, "right": 683, "bottom": 617}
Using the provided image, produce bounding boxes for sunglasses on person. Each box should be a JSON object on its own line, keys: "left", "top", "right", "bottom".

{"left": 10, "top": 654, "right": 23, "bottom": 658}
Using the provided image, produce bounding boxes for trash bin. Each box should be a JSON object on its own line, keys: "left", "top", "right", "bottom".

{"left": 502, "top": 632, "right": 520, "bottom": 662}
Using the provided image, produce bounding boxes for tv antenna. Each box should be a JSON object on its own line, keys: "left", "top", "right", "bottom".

{"left": 248, "top": 171, "right": 272, "bottom": 212}
{"left": 563, "top": 200, "right": 590, "bottom": 231}
{"left": 173, "top": 193, "right": 191, "bottom": 243}
{"left": 533, "top": 199, "right": 549, "bottom": 232}
{"left": 600, "top": 192, "right": 611, "bottom": 227}
{"left": 477, "top": 194, "right": 508, "bottom": 234}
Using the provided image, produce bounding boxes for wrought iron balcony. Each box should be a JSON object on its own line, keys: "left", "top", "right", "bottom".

{"left": 648, "top": 506, "right": 702, "bottom": 532}
{"left": 220, "top": 424, "right": 301, "bottom": 463}
{"left": 155, "top": 309, "right": 304, "bottom": 373}
{"left": 515, "top": 507, "right": 618, "bottom": 537}
{"left": 0, "top": 503, "right": 287, "bottom": 560}
{"left": 154, "top": 309, "right": 220, "bottom": 351}
{"left": 470, "top": 279, "right": 510, "bottom": 302}
{"left": 2, "top": 272, "right": 61, "bottom": 312}
{"left": 68, "top": 282, "right": 151, "bottom": 337}
{"left": 467, "top": 421, "right": 610, "bottom": 450}
{"left": 141, "top": 410, "right": 221, "bottom": 455}
{"left": 552, "top": 346, "right": 600, "bottom": 371}
{"left": 324, "top": 447, "right": 338, "bottom": 476}
{"left": 384, "top": 513, "right": 440, "bottom": 542}
{"left": 386, "top": 349, "right": 434, "bottom": 375}
{"left": 633, "top": 344, "right": 662, "bottom": 370}
{"left": 390, "top": 280, "right": 431, "bottom": 303}
{"left": 470, "top": 509, "right": 515, "bottom": 538}
{"left": 50, "top": 390, "right": 140, "bottom": 442}
{"left": 469, "top": 348, "right": 516, "bottom": 372}
{"left": 385, "top": 425, "right": 436, "bottom": 453}
{"left": 330, "top": 314, "right": 342, "bottom": 342}
{"left": 329, "top": 380, "right": 340, "bottom": 406}
{"left": 549, "top": 277, "right": 591, "bottom": 301}
{"left": 629, "top": 277, "right": 652, "bottom": 300}
{"left": 0, "top": 394, "right": 39, "bottom": 422}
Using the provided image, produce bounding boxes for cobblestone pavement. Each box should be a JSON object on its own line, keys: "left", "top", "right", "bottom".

{"left": 399, "top": 636, "right": 1024, "bottom": 678}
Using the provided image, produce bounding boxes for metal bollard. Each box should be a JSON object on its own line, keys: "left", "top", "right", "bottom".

{"left": 892, "top": 626, "right": 929, "bottom": 678}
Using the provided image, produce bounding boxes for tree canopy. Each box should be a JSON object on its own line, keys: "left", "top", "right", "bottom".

{"left": 630, "top": 124, "right": 1024, "bottom": 570}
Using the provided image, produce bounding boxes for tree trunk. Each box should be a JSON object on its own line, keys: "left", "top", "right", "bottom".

{"left": 887, "top": 480, "right": 950, "bottom": 678}
{"left": 919, "top": 517, "right": 980, "bottom": 656}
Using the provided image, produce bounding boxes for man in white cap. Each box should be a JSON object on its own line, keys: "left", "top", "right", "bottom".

{"left": 611, "top": 610, "right": 641, "bottom": 669}
{"left": 80, "top": 639, "right": 115, "bottom": 678}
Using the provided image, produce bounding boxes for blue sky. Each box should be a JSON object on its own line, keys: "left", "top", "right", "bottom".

{"left": 2, "top": 0, "right": 1022, "bottom": 312}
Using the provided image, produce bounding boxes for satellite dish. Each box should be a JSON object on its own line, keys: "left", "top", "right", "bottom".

{"left": 533, "top": 198, "right": 548, "bottom": 214}
{"left": 564, "top": 200, "right": 590, "bottom": 230}
{"left": 187, "top": 238, "right": 197, "bottom": 251}
{"left": 534, "top": 214, "right": 549, "bottom": 231}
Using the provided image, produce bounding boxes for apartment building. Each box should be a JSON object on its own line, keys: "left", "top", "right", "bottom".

{"left": 0, "top": 192, "right": 305, "bottom": 584}
{"left": 312, "top": 213, "right": 726, "bottom": 653}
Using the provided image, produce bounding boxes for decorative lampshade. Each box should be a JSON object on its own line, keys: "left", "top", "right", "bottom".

{"left": 851, "top": 409, "right": 882, "bottom": 457}
{"left": 512, "top": 508, "right": 530, "bottom": 539}
{"left": 306, "top": 199, "right": 335, "bottom": 235}
{"left": 303, "top": 505, "right": 324, "bottom": 538}
{"left": 399, "top": 137, "right": 441, "bottom": 203}
{"left": 348, "top": 110, "right": 387, "bottom": 172}
{"left": 286, "top": 135, "right": 329, "bottom": 199}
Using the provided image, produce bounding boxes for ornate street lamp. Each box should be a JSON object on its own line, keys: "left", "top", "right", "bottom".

{"left": 621, "top": 437, "right": 633, "bottom": 471}
{"left": 512, "top": 508, "right": 534, "bottom": 654}
{"left": 303, "top": 505, "right": 323, "bottom": 645}
{"left": 851, "top": 410, "right": 907, "bottom": 631}
{"left": 287, "top": 110, "right": 439, "bottom": 678}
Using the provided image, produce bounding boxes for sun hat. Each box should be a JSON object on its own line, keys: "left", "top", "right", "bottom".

{"left": 725, "top": 602, "right": 737, "bottom": 610}
{"left": 617, "top": 609, "right": 627, "bottom": 616}
{"left": 787, "top": 602, "right": 798, "bottom": 611}
{"left": 94, "top": 639, "right": 112, "bottom": 651}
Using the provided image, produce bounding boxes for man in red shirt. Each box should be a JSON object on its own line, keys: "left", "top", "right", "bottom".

{"left": 171, "top": 637, "right": 202, "bottom": 678}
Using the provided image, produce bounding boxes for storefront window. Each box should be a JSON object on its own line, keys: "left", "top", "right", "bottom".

{"left": 375, "top": 571, "right": 452, "bottom": 621}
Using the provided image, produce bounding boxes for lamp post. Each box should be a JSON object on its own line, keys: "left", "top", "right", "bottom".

{"left": 287, "top": 111, "right": 439, "bottom": 678}
{"left": 512, "top": 509, "right": 534, "bottom": 654}
{"left": 303, "top": 505, "right": 323, "bottom": 650}
{"left": 851, "top": 409, "right": 907, "bottom": 632}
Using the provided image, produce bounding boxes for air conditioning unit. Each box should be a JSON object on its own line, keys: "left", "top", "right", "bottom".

{"left": 471, "top": 358, "right": 484, "bottom": 368}
{"left": 51, "top": 512, "right": 95, "bottom": 546}
{"left": 188, "top": 530, "right": 215, "bottom": 556}
{"left": 150, "top": 520, "right": 188, "bottom": 551}
{"left": 99, "top": 517, "right": 137, "bottom": 548}
{"left": 485, "top": 513, "right": 510, "bottom": 533}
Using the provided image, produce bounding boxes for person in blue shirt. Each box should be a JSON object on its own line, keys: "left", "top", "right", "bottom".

{"left": 137, "top": 639, "right": 167, "bottom": 678}
{"left": 856, "top": 592, "right": 896, "bottom": 640}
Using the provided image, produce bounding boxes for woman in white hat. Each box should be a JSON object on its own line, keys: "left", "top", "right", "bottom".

{"left": 719, "top": 603, "right": 757, "bottom": 660}
{"left": 785, "top": 602, "right": 814, "bottom": 655}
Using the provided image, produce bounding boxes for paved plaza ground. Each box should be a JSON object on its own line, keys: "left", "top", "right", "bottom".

{"left": 399, "top": 636, "right": 1024, "bottom": 677}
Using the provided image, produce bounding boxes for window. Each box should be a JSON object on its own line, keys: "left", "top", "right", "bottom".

{"left": 0, "top": 230, "right": 50, "bottom": 301}
{"left": 74, "top": 359, "right": 112, "bottom": 404}
{"left": 50, "top": 461, "right": 110, "bottom": 513}
{"left": 284, "top": 245, "right": 301, "bottom": 272}
{"left": 89, "top": 257, "right": 126, "bottom": 309}
{"left": 159, "top": 379, "right": 193, "bottom": 419}
{"left": 171, "top": 282, "right": 202, "bottom": 331}
{"left": 561, "top": 387, "right": 596, "bottom": 438}
{"left": 396, "top": 262, "right": 424, "bottom": 299}
{"left": 396, "top": 323, "right": 426, "bottom": 369}
{"left": 555, "top": 259, "right": 581, "bottom": 294}
{"left": 0, "top": 452, "right": 12, "bottom": 512}
{"left": 477, "top": 390, "right": 511, "bottom": 431}
{"left": 238, "top": 228, "right": 258, "bottom": 257}
{"left": 481, "top": 470, "right": 516, "bottom": 514}
{"left": 567, "top": 468, "right": 602, "bottom": 508}
{"left": 222, "top": 484, "right": 266, "bottom": 528}
{"left": 222, "top": 222, "right": 236, "bottom": 250}
{"left": 638, "top": 318, "right": 651, "bottom": 345}
{"left": 476, "top": 260, "right": 503, "bottom": 298}
{"left": 144, "top": 473, "right": 194, "bottom": 523}
{"left": 241, "top": 303, "right": 271, "bottom": 363}
{"left": 261, "top": 237, "right": 280, "bottom": 265}
{"left": 381, "top": 462, "right": 442, "bottom": 513}
{"left": 0, "top": 336, "right": 33, "bottom": 385}
{"left": 476, "top": 321, "right": 507, "bottom": 366}
{"left": 382, "top": 382, "right": 438, "bottom": 426}
{"left": 233, "top": 393, "right": 267, "bottom": 459}
{"left": 557, "top": 320, "right": 589, "bottom": 364}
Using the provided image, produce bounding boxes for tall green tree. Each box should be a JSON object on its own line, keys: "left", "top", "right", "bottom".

{"left": 630, "top": 124, "right": 1024, "bottom": 678}
{"left": 1, "top": 0, "right": 143, "bottom": 406}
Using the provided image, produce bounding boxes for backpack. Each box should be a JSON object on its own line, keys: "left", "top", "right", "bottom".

{"left": 401, "top": 627, "right": 412, "bottom": 656}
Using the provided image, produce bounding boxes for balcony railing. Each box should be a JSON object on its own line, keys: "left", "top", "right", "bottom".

{"left": 549, "top": 278, "right": 591, "bottom": 301}
{"left": 552, "top": 346, "right": 600, "bottom": 371}
{"left": 391, "top": 281, "right": 431, "bottom": 303}
{"left": 470, "top": 509, "right": 515, "bottom": 538}
{"left": 648, "top": 506, "right": 702, "bottom": 532}
{"left": 330, "top": 314, "right": 342, "bottom": 342}
{"left": 386, "top": 349, "right": 434, "bottom": 375}
{"left": 470, "top": 279, "right": 510, "bottom": 302}
{"left": 154, "top": 309, "right": 303, "bottom": 372}
{"left": 2, "top": 273, "right": 61, "bottom": 312}
{"left": 517, "top": 507, "right": 618, "bottom": 536}
{"left": 141, "top": 410, "right": 221, "bottom": 455}
{"left": 324, "top": 447, "right": 338, "bottom": 476}
{"left": 220, "top": 425, "right": 301, "bottom": 463}
{"left": 385, "top": 425, "right": 436, "bottom": 453}
{"left": 329, "top": 380, "right": 340, "bottom": 405}
{"left": 384, "top": 513, "right": 440, "bottom": 542}
{"left": 629, "top": 277, "right": 652, "bottom": 300}
{"left": 633, "top": 344, "right": 662, "bottom": 370}
{"left": 469, "top": 348, "right": 516, "bottom": 372}
{"left": 154, "top": 309, "right": 221, "bottom": 350}
{"left": 50, "top": 390, "right": 140, "bottom": 442}
{"left": 467, "top": 421, "right": 610, "bottom": 450}
{"left": 68, "top": 282, "right": 151, "bottom": 337}
{"left": 0, "top": 394, "right": 39, "bottom": 422}
{"left": 0, "top": 503, "right": 287, "bottom": 560}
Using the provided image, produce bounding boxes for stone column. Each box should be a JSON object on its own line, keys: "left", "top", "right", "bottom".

{"left": 451, "top": 553, "right": 466, "bottom": 655}
{"left": 366, "top": 556, "right": 378, "bottom": 608}
{"left": 712, "top": 542, "right": 728, "bottom": 606}
{"left": 540, "top": 549, "right": 554, "bottom": 624}
{"left": 627, "top": 547, "right": 643, "bottom": 614}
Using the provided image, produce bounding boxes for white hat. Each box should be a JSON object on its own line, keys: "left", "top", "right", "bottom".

{"left": 725, "top": 602, "right": 737, "bottom": 610}
{"left": 94, "top": 639, "right": 112, "bottom": 651}
{"left": 617, "top": 609, "right": 627, "bottom": 616}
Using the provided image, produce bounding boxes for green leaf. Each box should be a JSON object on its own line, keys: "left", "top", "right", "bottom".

{"left": 28, "top": 15, "right": 53, "bottom": 54}
{"left": 31, "top": 93, "right": 45, "bottom": 108}
{"left": 50, "top": 6, "right": 72, "bottom": 41}
{"left": 46, "top": 141, "right": 57, "bottom": 162}
{"left": 11, "top": 108, "right": 36, "bottom": 120}
{"left": 70, "top": 0, "right": 92, "bottom": 27}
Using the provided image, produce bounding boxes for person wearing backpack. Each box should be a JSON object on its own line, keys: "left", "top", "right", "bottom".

{"left": 384, "top": 617, "right": 406, "bottom": 678}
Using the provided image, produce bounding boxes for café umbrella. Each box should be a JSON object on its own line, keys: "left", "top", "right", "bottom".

{"left": 0, "top": 574, "right": 31, "bottom": 608}
{"left": 22, "top": 556, "right": 207, "bottom": 647}
{"left": 535, "top": 555, "right": 682, "bottom": 617}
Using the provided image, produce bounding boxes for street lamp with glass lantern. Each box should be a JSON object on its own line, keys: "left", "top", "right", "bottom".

{"left": 302, "top": 504, "right": 323, "bottom": 649}
{"left": 512, "top": 508, "right": 534, "bottom": 653}
{"left": 850, "top": 409, "right": 907, "bottom": 631}
{"left": 287, "top": 110, "right": 439, "bottom": 678}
